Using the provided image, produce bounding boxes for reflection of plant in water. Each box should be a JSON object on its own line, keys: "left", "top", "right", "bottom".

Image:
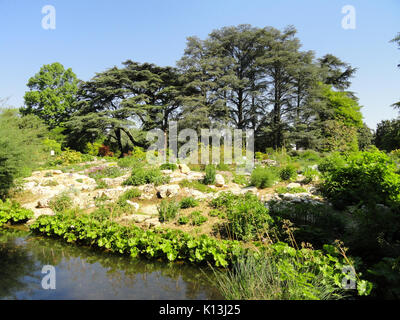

{"left": 20, "top": 231, "right": 221, "bottom": 299}
{"left": 0, "top": 229, "right": 39, "bottom": 299}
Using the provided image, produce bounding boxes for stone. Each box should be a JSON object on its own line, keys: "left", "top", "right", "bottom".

{"left": 215, "top": 174, "right": 225, "bottom": 187}
{"left": 261, "top": 159, "right": 278, "bottom": 166}
{"left": 140, "top": 204, "right": 159, "bottom": 216}
{"left": 240, "top": 186, "right": 258, "bottom": 195}
{"left": 286, "top": 182, "right": 301, "bottom": 189}
{"left": 145, "top": 218, "right": 161, "bottom": 228}
{"left": 178, "top": 163, "right": 191, "bottom": 174}
{"left": 156, "top": 184, "right": 180, "bottom": 198}
{"left": 126, "top": 200, "right": 140, "bottom": 210}
{"left": 120, "top": 213, "right": 151, "bottom": 223}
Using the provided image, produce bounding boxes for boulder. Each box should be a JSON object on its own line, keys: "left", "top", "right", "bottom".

{"left": 286, "top": 182, "right": 302, "bottom": 189}
{"left": 156, "top": 184, "right": 181, "bottom": 198}
{"left": 215, "top": 174, "right": 225, "bottom": 187}
{"left": 126, "top": 200, "right": 140, "bottom": 211}
{"left": 178, "top": 163, "right": 191, "bottom": 174}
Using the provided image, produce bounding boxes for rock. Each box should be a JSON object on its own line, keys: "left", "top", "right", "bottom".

{"left": 126, "top": 200, "right": 140, "bottom": 210}
{"left": 178, "top": 163, "right": 191, "bottom": 174}
{"left": 186, "top": 171, "right": 204, "bottom": 181}
{"left": 286, "top": 182, "right": 301, "bottom": 189}
{"left": 261, "top": 159, "right": 278, "bottom": 166}
{"left": 145, "top": 218, "right": 161, "bottom": 228}
{"left": 161, "top": 169, "right": 173, "bottom": 175}
{"left": 138, "top": 184, "right": 156, "bottom": 200}
{"left": 215, "top": 174, "right": 225, "bottom": 187}
{"left": 240, "top": 186, "right": 258, "bottom": 195}
{"left": 140, "top": 204, "right": 159, "bottom": 216}
{"left": 51, "top": 170, "right": 63, "bottom": 175}
{"left": 280, "top": 193, "right": 312, "bottom": 202}
{"left": 156, "top": 184, "right": 180, "bottom": 198}
{"left": 120, "top": 213, "right": 151, "bottom": 223}
{"left": 308, "top": 164, "right": 319, "bottom": 171}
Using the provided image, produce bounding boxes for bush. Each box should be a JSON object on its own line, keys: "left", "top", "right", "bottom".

{"left": 123, "top": 167, "right": 169, "bottom": 186}
{"left": 279, "top": 164, "right": 297, "bottom": 181}
{"left": 302, "top": 167, "right": 319, "bottom": 184}
{"left": 87, "top": 166, "right": 125, "bottom": 180}
{"left": 158, "top": 200, "right": 180, "bottom": 223}
{"left": 0, "top": 199, "right": 34, "bottom": 226}
{"left": 177, "top": 216, "right": 190, "bottom": 225}
{"left": 160, "top": 163, "right": 177, "bottom": 171}
{"left": 116, "top": 188, "right": 142, "bottom": 207}
{"left": 250, "top": 166, "right": 279, "bottom": 189}
{"left": 320, "top": 150, "right": 400, "bottom": 208}
{"left": 179, "top": 197, "right": 199, "bottom": 209}
{"left": 49, "top": 192, "right": 73, "bottom": 213}
{"left": 190, "top": 211, "right": 208, "bottom": 226}
{"left": 203, "top": 164, "right": 216, "bottom": 185}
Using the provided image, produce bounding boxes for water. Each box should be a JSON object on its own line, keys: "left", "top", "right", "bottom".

{"left": 0, "top": 227, "right": 222, "bottom": 300}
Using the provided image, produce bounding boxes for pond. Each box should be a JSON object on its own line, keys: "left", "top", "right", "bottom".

{"left": 0, "top": 227, "right": 222, "bottom": 300}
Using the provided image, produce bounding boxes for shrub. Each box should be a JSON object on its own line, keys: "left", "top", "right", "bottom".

{"left": 190, "top": 211, "right": 208, "bottom": 226}
{"left": 0, "top": 199, "right": 34, "bottom": 226}
{"left": 179, "top": 179, "right": 216, "bottom": 193}
{"left": 123, "top": 167, "right": 169, "bottom": 186}
{"left": 179, "top": 197, "right": 199, "bottom": 209}
{"left": 250, "top": 166, "right": 279, "bottom": 189}
{"left": 302, "top": 167, "right": 319, "bottom": 184}
{"left": 158, "top": 200, "right": 180, "bottom": 222}
{"left": 216, "top": 163, "right": 231, "bottom": 171}
{"left": 225, "top": 193, "right": 274, "bottom": 241}
{"left": 87, "top": 166, "right": 125, "bottom": 180}
{"left": 49, "top": 192, "right": 73, "bottom": 212}
{"left": 320, "top": 150, "right": 400, "bottom": 208}
{"left": 233, "top": 174, "right": 249, "bottom": 186}
{"left": 117, "top": 188, "right": 142, "bottom": 207}
{"left": 177, "top": 216, "right": 189, "bottom": 225}
{"left": 203, "top": 164, "right": 216, "bottom": 185}
{"left": 279, "top": 164, "right": 297, "bottom": 181}
{"left": 275, "top": 186, "right": 307, "bottom": 194}
{"left": 98, "top": 145, "right": 114, "bottom": 157}
{"left": 160, "top": 163, "right": 177, "bottom": 171}
{"left": 117, "top": 156, "right": 142, "bottom": 168}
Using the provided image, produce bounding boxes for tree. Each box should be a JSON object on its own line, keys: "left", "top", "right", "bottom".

{"left": 357, "top": 122, "right": 374, "bottom": 150}
{"left": 21, "top": 63, "right": 79, "bottom": 129}
{"left": 375, "top": 119, "right": 400, "bottom": 152}
{"left": 318, "top": 54, "right": 357, "bottom": 91}
{"left": 390, "top": 33, "right": 400, "bottom": 110}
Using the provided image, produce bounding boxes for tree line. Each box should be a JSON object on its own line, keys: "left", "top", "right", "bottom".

{"left": 21, "top": 24, "right": 393, "bottom": 156}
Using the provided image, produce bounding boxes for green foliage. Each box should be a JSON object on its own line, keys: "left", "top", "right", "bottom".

{"left": 42, "top": 138, "right": 62, "bottom": 155}
{"left": 85, "top": 139, "right": 104, "bottom": 156}
{"left": 158, "top": 200, "right": 180, "bottom": 223}
{"left": 368, "top": 257, "right": 400, "bottom": 299}
{"left": 232, "top": 174, "right": 249, "bottom": 186}
{"left": 87, "top": 166, "right": 125, "bottom": 180}
{"left": 116, "top": 188, "right": 142, "bottom": 207}
{"left": 21, "top": 62, "right": 79, "bottom": 129}
{"left": 209, "top": 209, "right": 226, "bottom": 218}
{"left": 279, "top": 164, "right": 297, "bottom": 181}
{"left": 48, "top": 148, "right": 83, "bottom": 166}
{"left": 320, "top": 150, "right": 400, "bottom": 208}
{"left": 178, "top": 179, "right": 216, "bottom": 193}
{"left": 0, "top": 199, "right": 33, "bottom": 226}
{"left": 275, "top": 186, "right": 307, "bottom": 194}
{"left": 374, "top": 119, "right": 400, "bottom": 152}
{"left": 179, "top": 197, "right": 199, "bottom": 209}
{"left": 177, "top": 216, "right": 189, "bottom": 225}
{"left": 0, "top": 109, "right": 48, "bottom": 198}
{"left": 49, "top": 192, "right": 73, "bottom": 213}
{"left": 203, "top": 164, "right": 216, "bottom": 185}
{"left": 190, "top": 211, "right": 208, "bottom": 226}
{"left": 250, "top": 166, "right": 279, "bottom": 189}
{"left": 302, "top": 167, "right": 320, "bottom": 184}
{"left": 117, "top": 156, "right": 142, "bottom": 168}
{"left": 123, "top": 166, "right": 169, "bottom": 186}
{"left": 159, "top": 163, "right": 177, "bottom": 171}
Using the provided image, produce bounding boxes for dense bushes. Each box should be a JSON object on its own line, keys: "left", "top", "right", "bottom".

{"left": 250, "top": 166, "right": 279, "bottom": 189}
{"left": 211, "top": 192, "right": 274, "bottom": 241}
{"left": 279, "top": 164, "right": 297, "bottom": 181}
{"left": 123, "top": 166, "right": 169, "bottom": 186}
{"left": 0, "top": 110, "right": 47, "bottom": 198}
{"left": 0, "top": 199, "right": 33, "bottom": 226}
{"left": 320, "top": 150, "right": 400, "bottom": 208}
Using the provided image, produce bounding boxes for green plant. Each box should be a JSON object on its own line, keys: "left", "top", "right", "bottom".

{"left": 123, "top": 166, "right": 169, "bottom": 186}
{"left": 250, "top": 166, "right": 279, "bottom": 189}
{"left": 190, "top": 211, "right": 208, "bottom": 226}
{"left": 0, "top": 199, "right": 33, "bottom": 226}
{"left": 179, "top": 180, "right": 216, "bottom": 193}
{"left": 209, "top": 209, "right": 225, "bottom": 218}
{"left": 160, "top": 163, "right": 177, "bottom": 171}
{"left": 116, "top": 188, "right": 142, "bottom": 207}
{"left": 177, "top": 216, "right": 189, "bottom": 225}
{"left": 233, "top": 174, "right": 249, "bottom": 186}
{"left": 275, "top": 186, "right": 307, "bottom": 194}
{"left": 179, "top": 197, "right": 199, "bottom": 209}
{"left": 158, "top": 200, "right": 180, "bottom": 223}
{"left": 48, "top": 192, "right": 73, "bottom": 213}
{"left": 203, "top": 164, "right": 216, "bottom": 185}
{"left": 41, "top": 179, "right": 59, "bottom": 187}
{"left": 95, "top": 179, "right": 109, "bottom": 189}
{"left": 302, "top": 167, "right": 319, "bottom": 184}
{"left": 320, "top": 150, "right": 400, "bottom": 208}
{"left": 279, "top": 164, "right": 297, "bottom": 181}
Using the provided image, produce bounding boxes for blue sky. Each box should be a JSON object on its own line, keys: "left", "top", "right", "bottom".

{"left": 0, "top": 0, "right": 399, "bottom": 130}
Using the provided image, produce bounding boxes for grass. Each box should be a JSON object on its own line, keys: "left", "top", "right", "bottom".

{"left": 210, "top": 252, "right": 344, "bottom": 300}
{"left": 250, "top": 166, "right": 279, "bottom": 189}
{"left": 275, "top": 186, "right": 308, "bottom": 194}
{"left": 49, "top": 192, "right": 73, "bottom": 213}
{"left": 179, "top": 179, "right": 216, "bottom": 193}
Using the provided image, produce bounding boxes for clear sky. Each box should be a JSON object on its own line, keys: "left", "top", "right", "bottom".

{"left": 0, "top": 0, "right": 399, "bottom": 130}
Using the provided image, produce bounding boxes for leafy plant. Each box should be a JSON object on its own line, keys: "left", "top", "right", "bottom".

{"left": 158, "top": 200, "right": 180, "bottom": 222}
{"left": 179, "top": 197, "right": 199, "bottom": 209}
{"left": 123, "top": 166, "right": 169, "bottom": 186}
{"left": 250, "top": 166, "right": 279, "bottom": 189}
{"left": 203, "top": 164, "right": 216, "bottom": 185}
{"left": 160, "top": 163, "right": 177, "bottom": 171}
{"left": 49, "top": 192, "right": 73, "bottom": 213}
{"left": 190, "top": 211, "right": 208, "bottom": 226}
{"left": 0, "top": 199, "right": 33, "bottom": 226}
{"left": 279, "top": 164, "right": 297, "bottom": 181}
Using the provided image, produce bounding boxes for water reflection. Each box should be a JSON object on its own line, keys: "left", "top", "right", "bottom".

{"left": 0, "top": 228, "right": 222, "bottom": 300}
